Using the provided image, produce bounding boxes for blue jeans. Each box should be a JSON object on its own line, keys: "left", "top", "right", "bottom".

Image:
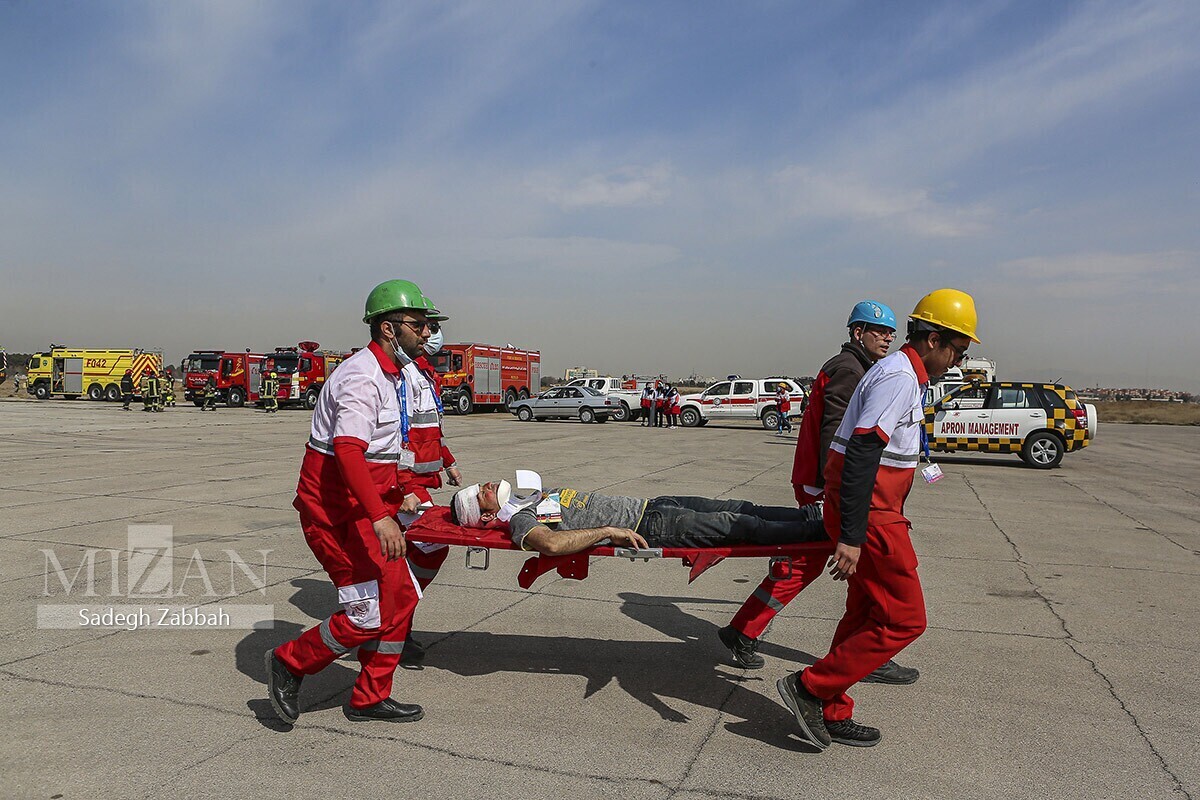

{"left": 636, "top": 496, "right": 824, "bottom": 548}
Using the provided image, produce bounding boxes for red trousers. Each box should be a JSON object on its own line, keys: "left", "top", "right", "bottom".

{"left": 407, "top": 543, "right": 449, "bottom": 592}
{"left": 801, "top": 521, "right": 926, "bottom": 721}
{"left": 275, "top": 513, "right": 421, "bottom": 709}
{"left": 729, "top": 492, "right": 823, "bottom": 639}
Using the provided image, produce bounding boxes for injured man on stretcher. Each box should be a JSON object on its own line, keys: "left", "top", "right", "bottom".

{"left": 449, "top": 481, "right": 826, "bottom": 556}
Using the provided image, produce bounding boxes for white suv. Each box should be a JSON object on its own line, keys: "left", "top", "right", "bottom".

{"left": 679, "top": 378, "right": 805, "bottom": 429}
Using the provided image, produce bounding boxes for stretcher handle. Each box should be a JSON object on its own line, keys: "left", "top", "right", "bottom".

{"left": 611, "top": 547, "right": 664, "bottom": 560}
{"left": 465, "top": 546, "right": 490, "bottom": 571}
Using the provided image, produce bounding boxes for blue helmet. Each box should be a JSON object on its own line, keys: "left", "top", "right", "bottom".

{"left": 847, "top": 300, "right": 897, "bottom": 331}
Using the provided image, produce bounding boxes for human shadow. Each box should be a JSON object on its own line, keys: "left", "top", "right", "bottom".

{"left": 235, "top": 577, "right": 360, "bottom": 729}
{"left": 421, "top": 591, "right": 823, "bottom": 751}
{"left": 933, "top": 454, "right": 1030, "bottom": 469}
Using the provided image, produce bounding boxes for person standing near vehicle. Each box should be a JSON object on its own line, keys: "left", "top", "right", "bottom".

{"left": 775, "top": 289, "right": 979, "bottom": 749}
{"left": 140, "top": 369, "right": 154, "bottom": 412}
{"left": 402, "top": 320, "right": 463, "bottom": 666}
{"left": 120, "top": 370, "right": 135, "bottom": 411}
{"left": 640, "top": 382, "right": 654, "bottom": 427}
{"left": 262, "top": 372, "right": 280, "bottom": 413}
{"left": 720, "top": 302, "right": 912, "bottom": 681}
{"left": 201, "top": 373, "right": 218, "bottom": 411}
{"left": 775, "top": 384, "right": 792, "bottom": 436}
{"left": 266, "top": 279, "right": 448, "bottom": 725}
{"left": 667, "top": 385, "right": 682, "bottom": 429}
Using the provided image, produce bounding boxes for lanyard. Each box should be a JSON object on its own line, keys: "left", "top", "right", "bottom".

{"left": 397, "top": 371, "right": 411, "bottom": 445}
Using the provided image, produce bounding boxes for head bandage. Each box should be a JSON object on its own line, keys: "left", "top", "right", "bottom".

{"left": 452, "top": 480, "right": 512, "bottom": 528}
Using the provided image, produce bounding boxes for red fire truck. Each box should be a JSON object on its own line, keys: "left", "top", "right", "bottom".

{"left": 181, "top": 350, "right": 265, "bottom": 407}
{"left": 430, "top": 343, "right": 540, "bottom": 414}
{"left": 260, "top": 341, "right": 351, "bottom": 410}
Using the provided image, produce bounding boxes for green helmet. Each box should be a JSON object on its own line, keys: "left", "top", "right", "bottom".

{"left": 362, "top": 279, "right": 448, "bottom": 324}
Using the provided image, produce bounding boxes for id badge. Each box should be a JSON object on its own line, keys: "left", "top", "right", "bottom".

{"left": 921, "top": 463, "right": 943, "bottom": 484}
{"left": 398, "top": 448, "right": 415, "bottom": 469}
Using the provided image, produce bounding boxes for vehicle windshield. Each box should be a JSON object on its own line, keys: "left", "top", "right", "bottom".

{"left": 184, "top": 355, "right": 221, "bottom": 373}
{"left": 266, "top": 354, "right": 300, "bottom": 373}
{"left": 429, "top": 352, "right": 463, "bottom": 373}
{"left": 578, "top": 386, "right": 603, "bottom": 396}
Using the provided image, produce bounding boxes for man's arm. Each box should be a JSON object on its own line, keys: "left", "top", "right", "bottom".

{"left": 522, "top": 525, "right": 648, "bottom": 556}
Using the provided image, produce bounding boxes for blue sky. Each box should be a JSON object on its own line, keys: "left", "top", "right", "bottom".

{"left": 3, "top": 0, "right": 1198, "bottom": 390}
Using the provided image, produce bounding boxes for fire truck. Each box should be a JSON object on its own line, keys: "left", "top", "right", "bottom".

{"left": 430, "top": 343, "right": 540, "bottom": 414}
{"left": 260, "top": 341, "right": 350, "bottom": 410}
{"left": 181, "top": 349, "right": 266, "bottom": 407}
{"left": 25, "top": 346, "right": 163, "bottom": 401}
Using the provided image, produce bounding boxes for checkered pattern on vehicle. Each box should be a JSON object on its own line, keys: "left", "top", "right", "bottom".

{"left": 924, "top": 382, "right": 1091, "bottom": 455}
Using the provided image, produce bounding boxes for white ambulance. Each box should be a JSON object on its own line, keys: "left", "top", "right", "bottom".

{"left": 678, "top": 377, "right": 805, "bottom": 429}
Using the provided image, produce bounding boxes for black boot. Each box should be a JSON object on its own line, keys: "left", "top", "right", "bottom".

{"left": 717, "top": 625, "right": 765, "bottom": 669}
{"left": 862, "top": 659, "right": 920, "bottom": 685}
{"left": 343, "top": 697, "right": 424, "bottom": 723}
{"left": 264, "top": 649, "right": 303, "bottom": 724}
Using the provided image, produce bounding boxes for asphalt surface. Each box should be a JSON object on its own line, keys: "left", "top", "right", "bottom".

{"left": 1, "top": 399, "right": 1197, "bottom": 800}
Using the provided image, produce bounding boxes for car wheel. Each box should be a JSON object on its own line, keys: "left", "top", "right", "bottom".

{"left": 34, "top": 382, "right": 50, "bottom": 400}
{"left": 104, "top": 384, "right": 121, "bottom": 402}
{"left": 503, "top": 389, "right": 518, "bottom": 412}
{"left": 228, "top": 387, "right": 246, "bottom": 408}
{"left": 456, "top": 391, "right": 473, "bottom": 415}
{"left": 611, "top": 402, "right": 630, "bottom": 422}
{"left": 517, "top": 406, "right": 533, "bottom": 422}
{"left": 518, "top": 388, "right": 530, "bottom": 400}
{"left": 579, "top": 407, "right": 596, "bottom": 424}
{"left": 761, "top": 408, "right": 779, "bottom": 430}
{"left": 680, "top": 407, "right": 702, "bottom": 427}
{"left": 1022, "top": 431, "right": 1064, "bottom": 469}
{"left": 87, "top": 384, "right": 103, "bottom": 401}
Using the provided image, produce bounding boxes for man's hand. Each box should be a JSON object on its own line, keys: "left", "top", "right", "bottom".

{"left": 399, "top": 493, "right": 421, "bottom": 514}
{"left": 373, "top": 516, "right": 407, "bottom": 561}
{"left": 445, "top": 465, "right": 463, "bottom": 487}
{"left": 605, "top": 527, "right": 649, "bottom": 549}
{"left": 828, "top": 542, "right": 861, "bottom": 581}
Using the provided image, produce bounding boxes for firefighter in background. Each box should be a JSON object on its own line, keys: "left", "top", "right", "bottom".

{"left": 162, "top": 371, "right": 175, "bottom": 408}
{"left": 120, "top": 369, "right": 135, "bottom": 411}
{"left": 401, "top": 320, "right": 463, "bottom": 667}
{"left": 776, "top": 289, "right": 979, "bottom": 750}
{"left": 200, "top": 373, "right": 218, "bottom": 411}
{"left": 262, "top": 371, "right": 280, "bottom": 413}
{"left": 721, "top": 301, "right": 916, "bottom": 684}
{"left": 266, "top": 279, "right": 447, "bottom": 725}
{"left": 140, "top": 368, "right": 155, "bottom": 412}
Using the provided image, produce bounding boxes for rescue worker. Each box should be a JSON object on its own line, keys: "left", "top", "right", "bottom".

{"left": 450, "top": 481, "right": 826, "bottom": 551}
{"left": 201, "top": 374, "right": 218, "bottom": 411}
{"left": 640, "top": 383, "right": 654, "bottom": 426}
{"left": 775, "top": 384, "right": 792, "bottom": 435}
{"left": 262, "top": 371, "right": 280, "bottom": 413}
{"left": 667, "top": 385, "right": 681, "bottom": 428}
{"left": 402, "top": 321, "right": 463, "bottom": 667}
{"left": 162, "top": 372, "right": 175, "bottom": 408}
{"left": 120, "top": 369, "right": 135, "bottom": 411}
{"left": 266, "top": 279, "right": 447, "bottom": 725}
{"left": 140, "top": 369, "right": 154, "bottom": 412}
{"left": 775, "top": 289, "right": 979, "bottom": 749}
{"left": 721, "top": 301, "right": 912, "bottom": 680}
{"left": 654, "top": 381, "right": 667, "bottom": 427}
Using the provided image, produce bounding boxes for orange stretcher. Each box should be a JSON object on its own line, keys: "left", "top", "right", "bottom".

{"left": 405, "top": 507, "right": 835, "bottom": 589}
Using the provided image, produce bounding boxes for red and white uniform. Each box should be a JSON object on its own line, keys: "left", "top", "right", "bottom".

{"left": 775, "top": 388, "right": 791, "bottom": 415}
{"left": 801, "top": 344, "right": 929, "bottom": 722}
{"left": 276, "top": 341, "right": 423, "bottom": 709}
{"left": 406, "top": 355, "right": 457, "bottom": 590}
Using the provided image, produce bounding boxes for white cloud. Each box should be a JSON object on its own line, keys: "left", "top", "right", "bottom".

{"left": 536, "top": 164, "right": 673, "bottom": 209}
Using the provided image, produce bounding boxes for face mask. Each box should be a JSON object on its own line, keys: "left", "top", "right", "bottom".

{"left": 423, "top": 329, "right": 443, "bottom": 355}
{"left": 386, "top": 327, "right": 414, "bottom": 367}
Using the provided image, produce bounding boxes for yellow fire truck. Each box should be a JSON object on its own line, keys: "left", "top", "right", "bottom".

{"left": 26, "top": 346, "right": 163, "bottom": 401}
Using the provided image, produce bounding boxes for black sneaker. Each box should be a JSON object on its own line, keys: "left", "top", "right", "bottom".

{"left": 862, "top": 659, "right": 920, "bottom": 685}
{"left": 717, "top": 625, "right": 765, "bottom": 669}
{"left": 343, "top": 697, "right": 424, "bottom": 723}
{"left": 826, "top": 718, "right": 881, "bottom": 747}
{"left": 776, "top": 672, "right": 831, "bottom": 749}
{"left": 264, "top": 649, "right": 303, "bottom": 725}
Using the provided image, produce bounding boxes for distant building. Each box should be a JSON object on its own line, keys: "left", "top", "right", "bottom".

{"left": 564, "top": 366, "right": 599, "bottom": 380}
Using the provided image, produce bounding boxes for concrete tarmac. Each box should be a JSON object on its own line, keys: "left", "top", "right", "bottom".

{"left": 1, "top": 399, "right": 1196, "bottom": 799}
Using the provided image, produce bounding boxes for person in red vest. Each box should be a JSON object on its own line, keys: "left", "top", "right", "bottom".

{"left": 402, "top": 321, "right": 462, "bottom": 667}
{"left": 719, "top": 302, "right": 916, "bottom": 687}
{"left": 265, "top": 279, "right": 447, "bottom": 725}
{"left": 776, "top": 289, "right": 979, "bottom": 749}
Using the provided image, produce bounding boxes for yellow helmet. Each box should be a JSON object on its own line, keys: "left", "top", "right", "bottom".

{"left": 909, "top": 288, "right": 980, "bottom": 344}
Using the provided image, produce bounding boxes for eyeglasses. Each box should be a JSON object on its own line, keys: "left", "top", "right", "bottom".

{"left": 864, "top": 325, "right": 896, "bottom": 340}
{"left": 943, "top": 340, "right": 969, "bottom": 364}
{"left": 392, "top": 319, "right": 439, "bottom": 334}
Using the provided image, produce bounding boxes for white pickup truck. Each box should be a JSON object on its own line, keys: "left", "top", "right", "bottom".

{"left": 564, "top": 376, "right": 646, "bottom": 422}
